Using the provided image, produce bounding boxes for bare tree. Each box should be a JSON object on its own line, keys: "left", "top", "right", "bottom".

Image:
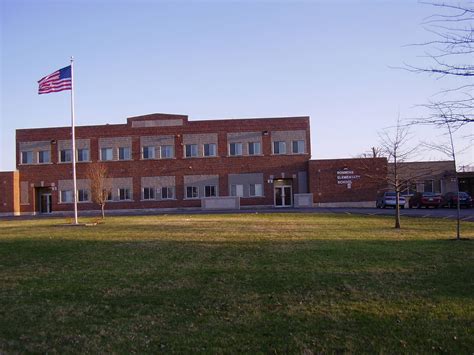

{"left": 86, "top": 162, "right": 110, "bottom": 219}
{"left": 422, "top": 105, "right": 467, "bottom": 240}
{"left": 406, "top": 2, "right": 473, "bottom": 128}
{"left": 378, "top": 118, "right": 420, "bottom": 229}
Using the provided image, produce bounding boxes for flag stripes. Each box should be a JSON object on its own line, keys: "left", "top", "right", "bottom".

{"left": 38, "top": 66, "right": 72, "bottom": 94}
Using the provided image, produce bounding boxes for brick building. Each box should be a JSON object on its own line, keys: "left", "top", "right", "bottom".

{"left": 1, "top": 113, "right": 388, "bottom": 216}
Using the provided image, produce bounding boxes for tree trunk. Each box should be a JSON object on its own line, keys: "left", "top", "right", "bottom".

{"left": 395, "top": 191, "right": 401, "bottom": 229}
{"left": 101, "top": 203, "right": 105, "bottom": 219}
{"left": 456, "top": 191, "right": 461, "bottom": 240}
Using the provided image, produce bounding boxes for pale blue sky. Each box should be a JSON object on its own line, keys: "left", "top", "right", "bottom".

{"left": 1, "top": 0, "right": 472, "bottom": 171}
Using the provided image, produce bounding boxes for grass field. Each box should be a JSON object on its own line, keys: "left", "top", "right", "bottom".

{"left": 0, "top": 213, "right": 473, "bottom": 353}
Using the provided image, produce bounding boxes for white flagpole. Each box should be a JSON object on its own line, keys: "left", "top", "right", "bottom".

{"left": 70, "top": 56, "right": 79, "bottom": 224}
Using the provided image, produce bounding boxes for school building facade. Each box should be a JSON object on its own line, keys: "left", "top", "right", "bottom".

{"left": 0, "top": 112, "right": 442, "bottom": 216}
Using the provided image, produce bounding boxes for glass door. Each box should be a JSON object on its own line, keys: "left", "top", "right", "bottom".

{"left": 40, "top": 193, "right": 52, "bottom": 213}
{"left": 274, "top": 185, "right": 292, "bottom": 207}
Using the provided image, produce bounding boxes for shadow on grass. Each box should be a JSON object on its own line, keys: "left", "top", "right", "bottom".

{"left": 1, "top": 237, "right": 473, "bottom": 353}
{"left": 0, "top": 216, "right": 473, "bottom": 353}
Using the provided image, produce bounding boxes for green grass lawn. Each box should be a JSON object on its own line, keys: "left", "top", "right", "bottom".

{"left": 0, "top": 213, "right": 473, "bottom": 353}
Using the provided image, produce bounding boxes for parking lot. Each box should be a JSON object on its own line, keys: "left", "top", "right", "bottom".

{"left": 318, "top": 207, "right": 474, "bottom": 222}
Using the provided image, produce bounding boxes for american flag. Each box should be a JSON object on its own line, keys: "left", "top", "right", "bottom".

{"left": 38, "top": 66, "right": 72, "bottom": 94}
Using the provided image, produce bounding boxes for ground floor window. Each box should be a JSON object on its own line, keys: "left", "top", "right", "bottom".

{"left": 249, "top": 183, "right": 263, "bottom": 197}
{"left": 205, "top": 185, "right": 217, "bottom": 197}
{"left": 78, "top": 189, "right": 89, "bottom": 202}
{"left": 60, "top": 190, "right": 73, "bottom": 203}
{"left": 161, "top": 187, "right": 174, "bottom": 200}
{"left": 143, "top": 187, "right": 155, "bottom": 200}
{"left": 230, "top": 184, "right": 244, "bottom": 197}
{"left": 423, "top": 180, "right": 434, "bottom": 193}
{"left": 119, "top": 188, "right": 131, "bottom": 201}
{"left": 186, "top": 186, "right": 199, "bottom": 199}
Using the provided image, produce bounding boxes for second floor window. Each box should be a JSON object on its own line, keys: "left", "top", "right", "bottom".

{"left": 101, "top": 148, "right": 113, "bottom": 161}
{"left": 21, "top": 151, "right": 33, "bottom": 164}
{"left": 161, "top": 145, "right": 173, "bottom": 158}
{"left": 119, "top": 147, "right": 131, "bottom": 160}
{"left": 204, "top": 143, "right": 216, "bottom": 157}
{"left": 292, "top": 140, "right": 305, "bottom": 154}
{"left": 248, "top": 142, "right": 261, "bottom": 155}
{"left": 38, "top": 150, "right": 50, "bottom": 164}
{"left": 60, "top": 149, "right": 72, "bottom": 162}
{"left": 77, "top": 148, "right": 89, "bottom": 162}
{"left": 185, "top": 144, "right": 198, "bottom": 158}
{"left": 273, "top": 141, "right": 286, "bottom": 154}
{"left": 229, "top": 142, "right": 243, "bottom": 156}
{"left": 142, "top": 146, "right": 155, "bottom": 159}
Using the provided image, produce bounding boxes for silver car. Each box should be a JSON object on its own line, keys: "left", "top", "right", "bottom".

{"left": 376, "top": 191, "right": 406, "bottom": 209}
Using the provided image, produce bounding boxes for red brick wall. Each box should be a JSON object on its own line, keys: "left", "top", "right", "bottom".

{"left": 309, "top": 158, "right": 387, "bottom": 203}
{"left": 0, "top": 171, "right": 19, "bottom": 215}
{"left": 15, "top": 115, "right": 311, "bottom": 213}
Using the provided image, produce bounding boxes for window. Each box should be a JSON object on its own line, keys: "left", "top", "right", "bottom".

{"left": 230, "top": 184, "right": 244, "bottom": 197}
{"left": 77, "top": 149, "right": 89, "bottom": 162}
{"left": 250, "top": 184, "right": 263, "bottom": 197}
{"left": 142, "top": 146, "right": 155, "bottom": 159}
{"left": 118, "top": 147, "right": 131, "bottom": 160}
{"left": 186, "top": 186, "right": 199, "bottom": 199}
{"left": 105, "top": 190, "right": 113, "bottom": 201}
{"left": 229, "top": 143, "right": 243, "bottom": 156}
{"left": 205, "top": 185, "right": 217, "bottom": 197}
{"left": 60, "top": 190, "right": 73, "bottom": 203}
{"left": 248, "top": 142, "right": 261, "bottom": 155}
{"left": 292, "top": 140, "right": 305, "bottom": 154}
{"left": 78, "top": 189, "right": 89, "bottom": 202}
{"left": 119, "top": 188, "right": 131, "bottom": 200}
{"left": 101, "top": 148, "right": 113, "bottom": 161}
{"left": 21, "top": 151, "right": 33, "bottom": 164}
{"left": 423, "top": 180, "right": 434, "bottom": 193}
{"left": 273, "top": 141, "right": 286, "bottom": 154}
{"left": 37, "top": 150, "right": 50, "bottom": 164}
{"left": 161, "top": 145, "right": 173, "bottom": 158}
{"left": 204, "top": 143, "right": 216, "bottom": 157}
{"left": 161, "top": 187, "right": 174, "bottom": 199}
{"left": 185, "top": 144, "right": 198, "bottom": 158}
{"left": 143, "top": 187, "right": 155, "bottom": 200}
{"left": 60, "top": 149, "right": 72, "bottom": 162}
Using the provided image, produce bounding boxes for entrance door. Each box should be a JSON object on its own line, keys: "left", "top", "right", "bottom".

{"left": 36, "top": 188, "right": 53, "bottom": 214}
{"left": 40, "top": 193, "right": 52, "bottom": 213}
{"left": 274, "top": 186, "right": 292, "bottom": 207}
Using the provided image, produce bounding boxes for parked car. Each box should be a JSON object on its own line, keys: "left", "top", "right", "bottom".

{"left": 376, "top": 191, "right": 406, "bottom": 209}
{"left": 408, "top": 192, "right": 442, "bottom": 208}
{"left": 441, "top": 192, "right": 472, "bottom": 208}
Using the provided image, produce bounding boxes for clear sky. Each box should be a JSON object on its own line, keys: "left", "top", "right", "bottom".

{"left": 1, "top": 0, "right": 472, "bottom": 171}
